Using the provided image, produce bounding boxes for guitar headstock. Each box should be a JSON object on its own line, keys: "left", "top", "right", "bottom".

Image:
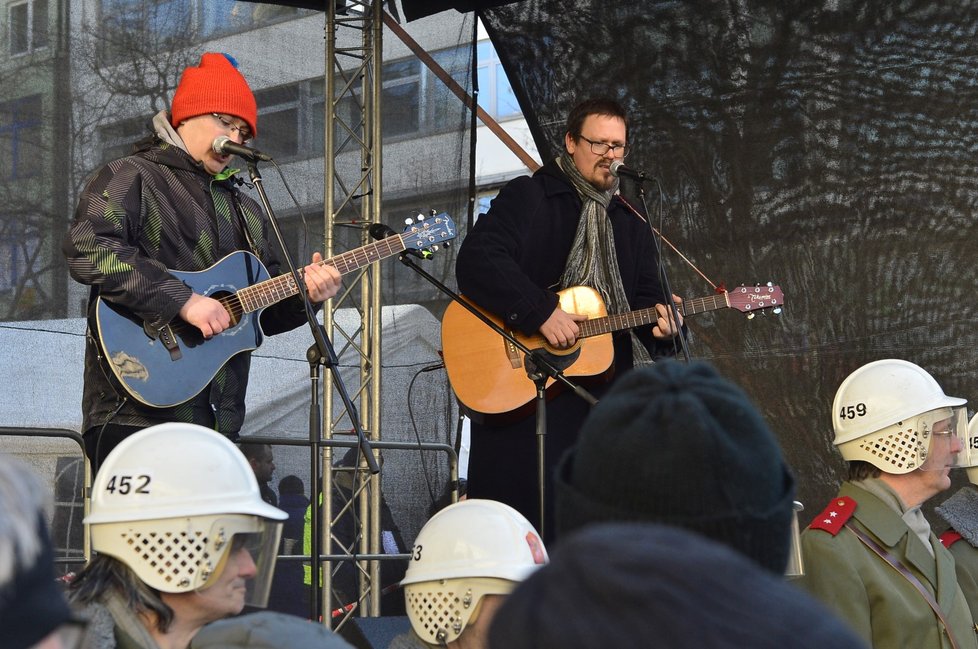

{"left": 728, "top": 283, "right": 783, "bottom": 318}
{"left": 401, "top": 212, "right": 457, "bottom": 252}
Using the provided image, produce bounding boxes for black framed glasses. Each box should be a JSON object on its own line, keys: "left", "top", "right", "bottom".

{"left": 212, "top": 113, "right": 252, "bottom": 143}
{"left": 579, "top": 135, "right": 629, "bottom": 158}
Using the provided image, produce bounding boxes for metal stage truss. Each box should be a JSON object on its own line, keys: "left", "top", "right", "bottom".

{"left": 321, "top": 0, "right": 385, "bottom": 627}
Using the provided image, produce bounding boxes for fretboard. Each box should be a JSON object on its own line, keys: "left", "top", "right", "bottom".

{"left": 576, "top": 292, "right": 730, "bottom": 339}
{"left": 235, "top": 235, "right": 407, "bottom": 313}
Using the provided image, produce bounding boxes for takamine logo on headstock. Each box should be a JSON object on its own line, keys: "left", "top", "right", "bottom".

{"left": 726, "top": 283, "right": 783, "bottom": 318}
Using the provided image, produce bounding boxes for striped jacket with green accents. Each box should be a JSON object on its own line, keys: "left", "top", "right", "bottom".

{"left": 63, "top": 135, "right": 310, "bottom": 437}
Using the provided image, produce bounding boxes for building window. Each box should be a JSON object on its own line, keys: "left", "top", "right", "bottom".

{"left": 427, "top": 46, "right": 470, "bottom": 130}
{"left": 0, "top": 218, "right": 40, "bottom": 295}
{"left": 477, "top": 40, "right": 520, "bottom": 120}
{"left": 9, "top": 0, "right": 48, "bottom": 56}
{"left": 99, "top": 0, "right": 193, "bottom": 60}
{"left": 382, "top": 59, "right": 422, "bottom": 138}
{"left": 0, "top": 95, "right": 43, "bottom": 180}
{"left": 254, "top": 84, "right": 301, "bottom": 160}
{"left": 200, "top": 1, "right": 303, "bottom": 38}
{"left": 99, "top": 114, "right": 154, "bottom": 163}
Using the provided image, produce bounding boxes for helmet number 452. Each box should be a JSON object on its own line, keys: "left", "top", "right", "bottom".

{"left": 105, "top": 473, "right": 152, "bottom": 495}
{"left": 839, "top": 403, "right": 868, "bottom": 420}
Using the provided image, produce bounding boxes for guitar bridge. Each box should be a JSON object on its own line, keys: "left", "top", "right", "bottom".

{"left": 505, "top": 334, "right": 521, "bottom": 369}
{"left": 158, "top": 325, "right": 182, "bottom": 361}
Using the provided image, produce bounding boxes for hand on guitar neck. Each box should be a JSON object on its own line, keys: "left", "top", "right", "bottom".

{"left": 177, "top": 251, "right": 342, "bottom": 338}
{"left": 540, "top": 294, "right": 684, "bottom": 349}
{"left": 652, "top": 295, "right": 685, "bottom": 340}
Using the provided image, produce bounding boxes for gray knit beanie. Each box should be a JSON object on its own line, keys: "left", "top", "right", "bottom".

{"left": 554, "top": 359, "right": 796, "bottom": 573}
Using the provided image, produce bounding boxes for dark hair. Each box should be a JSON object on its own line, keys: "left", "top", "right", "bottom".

{"left": 68, "top": 555, "right": 174, "bottom": 632}
{"left": 847, "top": 460, "right": 882, "bottom": 481}
{"left": 278, "top": 474, "right": 305, "bottom": 496}
{"left": 238, "top": 442, "right": 271, "bottom": 462}
{"left": 565, "top": 98, "right": 628, "bottom": 141}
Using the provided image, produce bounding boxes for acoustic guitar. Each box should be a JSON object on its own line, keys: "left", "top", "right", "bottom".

{"left": 96, "top": 214, "right": 456, "bottom": 408}
{"left": 441, "top": 283, "right": 783, "bottom": 423}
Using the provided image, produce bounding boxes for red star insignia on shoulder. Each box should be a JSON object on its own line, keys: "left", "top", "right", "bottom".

{"left": 807, "top": 496, "right": 856, "bottom": 536}
{"left": 940, "top": 530, "right": 963, "bottom": 549}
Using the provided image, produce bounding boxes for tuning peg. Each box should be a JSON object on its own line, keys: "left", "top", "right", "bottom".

{"left": 747, "top": 312, "right": 755, "bottom": 320}
{"left": 773, "top": 307, "right": 782, "bottom": 315}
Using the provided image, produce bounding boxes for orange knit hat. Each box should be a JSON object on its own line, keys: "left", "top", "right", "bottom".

{"left": 171, "top": 53, "right": 258, "bottom": 137}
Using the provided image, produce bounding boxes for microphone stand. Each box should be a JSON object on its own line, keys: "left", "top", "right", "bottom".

{"left": 390, "top": 241, "right": 598, "bottom": 540}
{"left": 245, "top": 160, "right": 379, "bottom": 623}
{"left": 620, "top": 173, "right": 691, "bottom": 363}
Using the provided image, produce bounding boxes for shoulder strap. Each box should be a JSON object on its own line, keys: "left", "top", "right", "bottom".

{"left": 846, "top": 522, "right": 962, "bottom": 649}
{"left": 941, "top": 530, "right": 964, "bottom": 549}
{"left": 809, "top": 496, "right": 857, "bottom": 536}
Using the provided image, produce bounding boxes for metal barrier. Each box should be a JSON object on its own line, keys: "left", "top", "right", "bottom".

{"left": 0, "top": 427, "right": 91, "bottom": 573}
{"left": 241, "top": 434, "right": 458, "bottom": 626}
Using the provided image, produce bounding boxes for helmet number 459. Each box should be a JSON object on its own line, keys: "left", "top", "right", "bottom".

{"left": 840, "top": 403, "right": 868, "bottom": 420}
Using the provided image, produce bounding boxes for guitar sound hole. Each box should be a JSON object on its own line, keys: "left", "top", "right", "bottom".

{"left": 209, "top": 290, "right": 242, "bottom": 328}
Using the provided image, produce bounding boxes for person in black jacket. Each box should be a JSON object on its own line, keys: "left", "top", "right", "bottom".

{"left": 63, "top": 53, "right": 341, "bottom": 470}
{"left": 454, "top": 98, "right": 684, "bottom": 541}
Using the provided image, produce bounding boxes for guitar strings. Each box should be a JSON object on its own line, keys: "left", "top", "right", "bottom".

{"left": 162, "top": 234, "right": 407, "bottom": 337}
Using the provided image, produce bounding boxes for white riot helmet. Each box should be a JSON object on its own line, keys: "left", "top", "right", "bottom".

{"left": 85, "top": 423, "right": 287, "bottom": 606}
{"left": 964, "top": 413, "right": 978, "bottom": 486}
{"left": 832, "top": 359, "right": 968, "bottom": 474}
{"left": 401, "top": 499, "right": 548, "bottom": 645}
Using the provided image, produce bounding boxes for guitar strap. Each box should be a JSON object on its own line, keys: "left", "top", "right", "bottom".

{"left": 226, "top": 186, "right": 261, "bottom": 259}
{"left": 845, "top": 523, "right": 963, "bottom": 649}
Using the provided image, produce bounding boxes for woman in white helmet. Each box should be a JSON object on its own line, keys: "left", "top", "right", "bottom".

{"left": 391, "top": 499, "right": 548, "bottom": 649}
{"left": 69, "top": 423, "right": 288, "bottom": 649}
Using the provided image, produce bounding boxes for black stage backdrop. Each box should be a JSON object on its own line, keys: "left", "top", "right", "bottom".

{"left": 479, "top": 0, "right": 978, "bottom": 526}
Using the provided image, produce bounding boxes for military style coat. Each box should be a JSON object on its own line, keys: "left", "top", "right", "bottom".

{"left": 799, "top": 481, "right": 978, "bottom": 649}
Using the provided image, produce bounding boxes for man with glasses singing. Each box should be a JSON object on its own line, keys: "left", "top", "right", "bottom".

{"left": 454, "top": 98, "right": 684, "bottom": 542}
{"left": 63, "top": 53, "right": 341, "bottom": 469}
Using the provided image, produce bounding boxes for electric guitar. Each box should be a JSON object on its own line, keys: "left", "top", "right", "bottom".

{"left": 441, "top": 283, "right": 783, "bottom": 423}
{"left": 96, "top": 214, "right": 456, "bottom": 408}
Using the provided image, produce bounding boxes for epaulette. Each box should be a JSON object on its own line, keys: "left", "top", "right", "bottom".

{"left": 941, "top": 530, "right": 964, "bottom": 549}
{"left": 808, "top": 496, "right": 857, "bottom": 536}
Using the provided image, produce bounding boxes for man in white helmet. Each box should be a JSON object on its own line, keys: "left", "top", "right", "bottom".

{"left": 68, "top": 423, "right": 299, "bottom": 649}
{"left": 391, "top": 499, "right": 548, "bottom": 649}
{"left": 936, "top": 412, "right": 978, "bottom": 622}
{"left": 798, "top": 359, "right": 978, "bottom": 649}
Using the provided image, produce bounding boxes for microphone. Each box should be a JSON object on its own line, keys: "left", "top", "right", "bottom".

{"left": 609, "top": 159, "right": 648, "bottom": 182}
{"left": 368, "top": 223, "right": 431, "bottom": 260}
{"left": 212, "top": 136, "right": 273, "bottom": 162}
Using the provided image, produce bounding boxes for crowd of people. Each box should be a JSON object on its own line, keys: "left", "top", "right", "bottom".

{"left": 6, "top": 49, "right": 978, "bottom": 649}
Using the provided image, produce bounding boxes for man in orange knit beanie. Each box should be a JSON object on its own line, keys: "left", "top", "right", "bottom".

{"left": 63, "top": 53, "right": 342, "bottom": 469}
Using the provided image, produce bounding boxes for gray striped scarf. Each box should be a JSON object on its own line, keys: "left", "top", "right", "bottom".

{"left": 556, "top": 153, "right": 653, "bottom": 366}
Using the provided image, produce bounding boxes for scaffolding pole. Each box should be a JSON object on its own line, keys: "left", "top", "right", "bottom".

{"left": 322, "top": 0, "right": 384, "bottom": 627}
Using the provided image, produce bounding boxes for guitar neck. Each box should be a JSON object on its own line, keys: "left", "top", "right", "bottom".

{"left": 235, "top": 236, "right": 407, "bottom": 313}
{"left": 576, "top": 293, "right": 729, "bottom": 338}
